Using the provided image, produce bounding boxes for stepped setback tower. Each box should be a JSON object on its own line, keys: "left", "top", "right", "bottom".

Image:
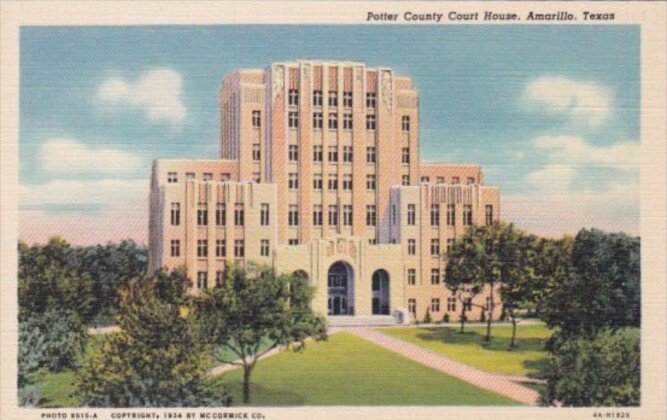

{"left": 148, "top": 60, "right": 501, "bottom": 325}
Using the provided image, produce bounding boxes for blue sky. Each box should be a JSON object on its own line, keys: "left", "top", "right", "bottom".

{"left": 19, "top": 25, "right": 640, "bottom": 244}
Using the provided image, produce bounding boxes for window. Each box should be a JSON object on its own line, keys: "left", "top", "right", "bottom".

{"left": 366, "top": 147, "right": 376, "bottom": 163}
{"left": 328, "top": 174, "right": 338, "bottom": 191}
{"left": 402, "top": 115, "right": 410, "bottom": 132}
{"left": 421, "top": 176, "right": 430, "bottom": 184}
{"left": 407, "top": 269, "right": 416, "bottom": 286}
{"left": 342, "top": 174, "right": 353, "bottom": 190}
{"left": 288, "top": 239, "right": 299, "bottom": 245}
{"left": 313, "top": 145, "right": 323, "bottom": 162}
{"left": 328, "top": 91, "right": 338, "bottom": 107}
{"left": 366, "top": 114, "right": 376, "bottom": 130}
{"left": 343, "top": 205, "right": 353, "bottom": 226}
{"left": 328, "top": 146, "right": 338, "bottom": 162}
{"left": 485, "top": 205, "right": 493, "bottom": 226}
{"left": 431, "top": 298, "right": 440, "bottom": 312}
{"left": 234, "top": 239, "right": 245, "bottom": 257}
{"left": 463, "top": 205, "right": 473, "bottom": 226}
{"left": 215, "top": 271, "right": 225, "bottom": 287}
{"left": 288, "top": 145, "right": 299, "bottom": 161}
{"left": 260, "top": 239, "right": 270, "bottom": 257}
{"left": 366, "top": 92, "right": 376, "bottom": 108}
{"left": 288, "top": 173, "right": 299, "bottom": 189}
{"left": 402, "top": 147, "right": 410, "bottom": 164}
{"left": 288, "top": 111, "right": 299, "bottom": 128}
{"left": 197, "top": 272, "right": 208, "bottom": 289}
{"left": 430, "top": 204, "right": 440, "bottom": 226}
{"left": 252, "top": 144, "right": 261, "bottom": 161}
{"left": 407, "top": 239, "right": 416, "bottom": 255}
{"left": 408, "top": 299, "right": 416, "bottom": 316}
{"left": 260, "top": 203, "right": 270, "bottom": 226}
{"left": 313, "top": 90, "right": 323, "bottom": 106}
{"left": 313, "top": 205, "right": 323, "bottom": 226}
{"left": 452, "top": 176, "right": 460, "bottom": 184}
{"left": 252, "top": 110, "right": 261, "bottom": 128}
{"left": 447, "top": 239, "right": 454, "bottom": 254}
{"left": 186, "top": 172, "right": 195, "bottom": 180}
{"left": 343, "top": 113, "right": 353, "bottom": 130}
{"left": 170, "top": 240, "right": 180, "bottom": 257}
{"left": 464, "top": 298, "right": 472, "bottom": 311}
{"left": 203, "top": 173, "right": 213, "bottom": 181}
{"left": 328, "top": 205, "right": 338, "bottom": 226}
{"left": 366, "top": 205, "right": 376, "bottom": 226}
{"left": 341, "top": 146, "right": 352, "bottom": 163}
{"left": 369, "top": 238, "right": 377, "bottom": 245}
{"left": 216, "top": 203, "right": 226, "bottom": 226}
{"left": 407, "top": 204, "right": 416, "bottom": 225}
{"left": 366, "top": 174, "right": 376, "bottom": 190}
{"left": 447, "top": 297, "right": 457, "bottom": 312}
{"left": 313, "top": 112, "right": 323, "bottom": 129}
{"left": 234, "top": 203, "right": 244, "bottom": 226}
{"left": 402, "top": 175, "right": 410, "bottom": 186}
{"left": 167, "top": 172, "right": 178, "bottom": 183}
{"left": 447, "top": 204, "right": 456, "bottom": 226}
{"left": 215, "top": 239, "right": 226, "bottom": 257}
{"left": 197, "top": 240, "right": 208, "bottom": 258}
{"left": 437, "top": 177, "right": 445, "bottom": 184}
{"left": 288, "top": 205, "right": 299, "bottom": 226}
{"left": 221, "top": 173, "right": 231, "bottom": 181}
{"left": 467, "top": 177, "right": 475, "bottom": 185}
{"left": 328, "top": 112, "right": 338, "bottom": 129}
{"left": 288, "top": 89, "right": 299, "bottom": 106}
{"left": 170, "top": 203, "right": 180, "bottom": 226}
{"left": 343, "top": 91, "right": 353, "bottom": 108}
{"left": 253, "top": 172, "right": 260, "bottom": 183}
{"left": 431, "top": 269, "right": 440, "bottom": 285}
{"left": 197, "top": 203, "right": 208, "bottom": 226}
{"left": 313, "top": 174, "right": 323, "bottom": 190}
{"left": 431, "top": 239, "right": 440, "bottom": 256}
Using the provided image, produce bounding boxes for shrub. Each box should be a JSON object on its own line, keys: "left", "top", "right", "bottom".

{"left": 423, "top": 309, "right": 432, "bottom": 324}
{"left": 442, "top": 313, "right": 450, "bottom": 323}
{"left": 541, "top": 328, "right": 640, "bottom": 407}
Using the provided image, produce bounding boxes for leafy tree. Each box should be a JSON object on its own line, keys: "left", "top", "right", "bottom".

{"left": 197, "top": 264, "right": 327, "bottom": 404}
{"left": 18, "top": 319, "right": 46, "bottom": 407}
{"left": 445, "top": 222, "right": 530, "bottom": 341}
{"left": 540, "top": 328, "right": 640, "bottom": 407}
{"left": 538, "top": 229, "right": 640, "bottom": 348}
{"left": 76, "top": 269, "right": 223, "bottom": 407}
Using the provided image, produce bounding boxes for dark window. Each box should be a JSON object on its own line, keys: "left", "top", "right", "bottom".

{"left": 430, "top": 204, "right": 440, "bottom": 226}
{"left": 170, "top": 240, "right": 180, "bottom": 257}
{"left": 252, "top": 110, "right": 261, "bottom": 128}
{"left": 402, "top": 115, "right": 410, "bottom": 132}
{"left": 197, "top": 203, "right": 208, "bottom": 226}
{"left": 407, "top": 204, "right": 416, "bottom": 225}
{"left": 234, "top": 204, "right": 244, "bottom": 226}
{"left": 313, "top": 90, "right": 323, "bottom": 106}
{"left": 215, "top": 240, "right": 226, "bottom": 257}
{"left": 170, "top": 203, "right": 180, "bottom": 226}
{"left": 366, "top": 92, "right": 376, "bottom": 108}
{"left": 234, "top": 240, "right": 244, "bottom": 257}
{"left": 366, "top": 114, "right": 376, "bottom": 130}
{"left": 288, "top": 89, "right": 299, "bottom": 106}
{"left": 260, "top": 203, "right": 270, "bottom": 226}
{"left": 216, "top": 203, "right": 226, "bottom": 226}
{"left": 197, "top": 240, "right": 208, "bottom": 258}
{"left": 366, "top": 205, "right": 376, "bottom": 226}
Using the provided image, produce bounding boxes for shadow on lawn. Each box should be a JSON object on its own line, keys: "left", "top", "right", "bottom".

{"left": 414, "top": 327, "right": 546, "bottom": 353}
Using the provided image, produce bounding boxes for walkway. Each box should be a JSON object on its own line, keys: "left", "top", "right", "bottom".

{"left": 347, "top": 327, "right": 540, "bottom": 406}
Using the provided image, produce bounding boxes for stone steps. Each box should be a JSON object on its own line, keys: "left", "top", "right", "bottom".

{"left": 327, "top": 315, "right": 398, "bottom": 327}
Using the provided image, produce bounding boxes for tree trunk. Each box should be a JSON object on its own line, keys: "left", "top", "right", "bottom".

{"left": 459, "top": 304, "right": 466, "bottom": 333}
{"left": 242, "top": 366, "right": 252, "bottom": 404}
{"left": 485, "top": 284, "right": 494, "bottom": 342}
{"left": 510, "top": 315, "right": 517, "bottom": 349}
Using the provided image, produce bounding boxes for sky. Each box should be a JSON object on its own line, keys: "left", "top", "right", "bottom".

{"left": 19, "top": 25, "right": 640, "bottom": 245}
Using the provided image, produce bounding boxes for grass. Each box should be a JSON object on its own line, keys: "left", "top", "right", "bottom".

{"left": 378, "top": 323, "right": 551, "bottom": 376}
{"left": 209, "top": 332, "right": 520, "bottom": 406}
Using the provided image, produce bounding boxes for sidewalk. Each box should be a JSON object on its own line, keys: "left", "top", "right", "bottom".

{"left": 347, "top": 327, "right": 540, "bottom": 406}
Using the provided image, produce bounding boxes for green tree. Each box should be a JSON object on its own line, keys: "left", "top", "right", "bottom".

{"left": 445, "top": 222, "right": 530, "bottom": 341}
{"left": 198, "top": 264, "right": 327, "bottom": 404}
{"left": 540, "top": 328, "right": 640, "bottom": 407}
{"left": 538, "top": 229, "right": 640, "bottom": 348}
{"left": 76, "top": 269, "right": 223, "bottom": 407}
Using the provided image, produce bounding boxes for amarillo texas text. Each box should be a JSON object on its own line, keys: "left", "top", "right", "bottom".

{"left": 366, "top": 10, "right": 615, "bottom": 22}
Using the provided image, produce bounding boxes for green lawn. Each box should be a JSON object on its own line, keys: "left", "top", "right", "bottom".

{"left": 378, "top": 323, "right": 551, "bottom": 376}
{"left": 210, "top": 332, "right": 520, "bottom": 406}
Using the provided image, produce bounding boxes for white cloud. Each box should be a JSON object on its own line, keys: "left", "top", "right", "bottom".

{"left": 40, "top": 138, "right": 143, "bottom": 175}
{"left": 527, "top": 163, "right": 577, "bottom": 193}
{"left": 522, "top": 76, "right": 612, "bottom": 126}
{"left": 97, "top": 68, "right": 186, "bottom": 124}
{"left": 20, "top": 179, "right": 148, "bottom": 209}
{"left": 532, "top": 135, "right": 639, "bottom": 171}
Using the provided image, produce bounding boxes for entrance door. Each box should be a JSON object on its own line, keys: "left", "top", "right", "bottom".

{"left": 371, "top": 270, "right": 390, "bottom": 315}
{"left": 328, "top": 261, "right": 354, "bottom": 316}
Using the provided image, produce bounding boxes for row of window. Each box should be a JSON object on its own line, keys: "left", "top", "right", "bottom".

{"left": 286, "top": 110, "right": 410, "bottom": 131}
{"left": 171, "top": 238, "right": 270, "bottom": 259}
{"left": 171, "top": 203, "right": 270, "bottom": 227}
{"left": 393, "top": 204, "right": 493, "bottom": 227}
{"left": 167, "top": 172, "right": 232, "bottom": 184}
{"left": 288, "top": 90, "right": 377, "bottom": 109}
{"left": 407, "top": 297, "right": 469, "bottom": 315}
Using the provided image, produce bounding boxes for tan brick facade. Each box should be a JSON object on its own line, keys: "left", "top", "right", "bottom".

{"left": 149, "top": 60, "right": 501, "bottom": 323}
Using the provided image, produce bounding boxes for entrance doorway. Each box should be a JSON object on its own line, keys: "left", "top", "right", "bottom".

{"left": 371, "top": 269, "right": 390, "bottom": 315}
{"left": 328, "top": 261, "right": 354, "bottom": 316}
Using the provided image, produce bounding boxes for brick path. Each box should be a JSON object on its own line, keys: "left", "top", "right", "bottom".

{"left": 347, "top": 327, "right": 540, "bottom": 406}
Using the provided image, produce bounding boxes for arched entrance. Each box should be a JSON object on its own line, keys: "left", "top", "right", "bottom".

{"left": 328, "top": 261, "right": 354, "bottom": 316}
{"left": 371, "top": 269, "right": 390, "bottom": 315}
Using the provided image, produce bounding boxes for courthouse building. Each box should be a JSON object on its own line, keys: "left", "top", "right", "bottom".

{"left": 148, "top": 60, "right": 501, "bottom": 325}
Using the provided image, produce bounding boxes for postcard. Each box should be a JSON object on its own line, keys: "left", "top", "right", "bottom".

{"left": 1, "top": 1, "right": 665, "bottom": 419}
